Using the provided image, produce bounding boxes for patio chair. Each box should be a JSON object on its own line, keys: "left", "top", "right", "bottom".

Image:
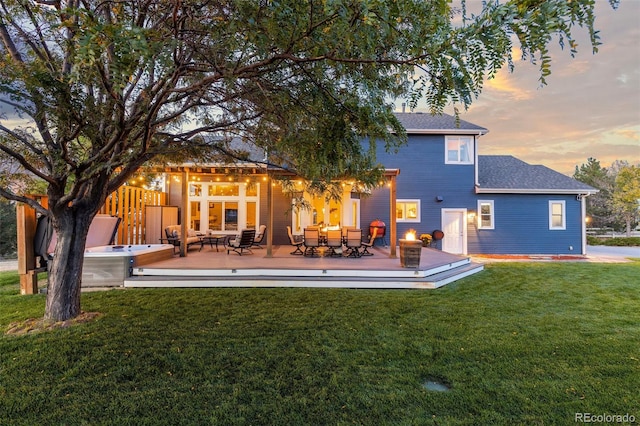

{"left": 303, "top": 228, "right": 321, "bottom": 257}
{"left": 251, "top": 225, "right": 267, "bottom": 249}
{"left": 287, "top": 226, "right": 304, "bottom": 255}
{"left": 325, "top": 229, "right": 343, "bottom": 257}
{"left": 226, "top": 229, "right": 256, "bottom": 256}
{"left": 341, "top": 226, "right": 355, "bottom": 245}
{"left": 360, "top": 227, "right": 378, "bottom": 256}
{"left": 345, "top": 229, "right": 363, "bottom": 258}
{"left": 163, "top": 225, "right": 203, "bottom": 253}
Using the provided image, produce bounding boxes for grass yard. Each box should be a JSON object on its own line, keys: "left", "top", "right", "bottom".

{"left": 1, "top": 261, "right": 639, "bottom": 425}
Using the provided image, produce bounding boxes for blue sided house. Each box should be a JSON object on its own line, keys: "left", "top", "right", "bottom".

{"left": 361, "top": 112, "right": 597, "bottom": 256}
{"left": 160, "top": 112, "right": 596, "bottom": 256}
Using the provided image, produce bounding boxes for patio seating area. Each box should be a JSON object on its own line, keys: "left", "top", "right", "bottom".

{"left": 125, "top": 244, "right": 484, "bottom": 289}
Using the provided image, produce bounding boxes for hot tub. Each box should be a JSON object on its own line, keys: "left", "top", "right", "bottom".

{"left": 82, "top": 244, "right": 174, "bottom": 287}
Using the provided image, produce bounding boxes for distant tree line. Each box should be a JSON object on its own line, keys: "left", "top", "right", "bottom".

{"left": 573, "top": 158, "right": 640, "bottom": 236}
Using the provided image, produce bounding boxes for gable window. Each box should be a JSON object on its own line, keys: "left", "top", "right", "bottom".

{"left": 445, "top": 136, "right": 474, "bottom": 164}
{"left": 396, "top": 200, "right": 420, "bottom": 222}
{"left": 477, "top": 200, "right": 494, "bottom": 229}
{"left": 549, "top": 200, "right": 566, "bottom": 230}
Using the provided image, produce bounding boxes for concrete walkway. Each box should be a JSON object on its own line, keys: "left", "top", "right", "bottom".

{"left": 0, "top": 260, "right": 18, "bottom": 272}
{"left": 472, "top": 245, "right": 640, "bottom": 264}
{"left": 585, "top": 245, "right": 640, "bottom": 262}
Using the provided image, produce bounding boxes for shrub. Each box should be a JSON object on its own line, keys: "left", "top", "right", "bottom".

{"left": 588, "top": 236, "right": 640, "bottom": 247}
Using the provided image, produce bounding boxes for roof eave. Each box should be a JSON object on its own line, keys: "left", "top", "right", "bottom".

{"left": 475, "top": 187, "right": 599, "bottom": 195}
{"left": 401, "top": 129, "right": 488, "bottom": 136}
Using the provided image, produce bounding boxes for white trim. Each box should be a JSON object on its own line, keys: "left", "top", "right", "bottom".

{"left": 188, "top": 182, "right": 260, "bottom": 233}
{"left": 441, "top": 208, "right": 467, "bottom": 255}
{"left": 549, "top": 200, "right": 566, "bottom": 230}
{"left": 477, "top": 200, "right": 495, "bottom": 230}
{"left": 474, "top": 135, "right": 480, "bottom": 186}
{"left": 445, "top": 136, "right": 474, "bottom": 165}
{"left": 401, "top": 129, "right": 487, "bottom": 136}
{"left": 396, "top": 199, "right": 421, "bottom": 222}
{"left": 476, "top": 187, "right": 598, "bottom": 195}
{"left": 581, "top": 194, "right": 589, "bottom": 255}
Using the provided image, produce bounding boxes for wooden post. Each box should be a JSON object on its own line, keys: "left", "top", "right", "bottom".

{"left": 16, "top": 203, "right": 38, "bottom": 294}
{"left": 389, "top": 174, "right": 397, "bottom": 258}
{"left": 180, "top": 169, "right": 189, "bottom": 257}
{"left": 265, "top": 172, "right": 273, "bottom": 258}
{"left": 16, "top": 195, "right": 47, "bottom": 295}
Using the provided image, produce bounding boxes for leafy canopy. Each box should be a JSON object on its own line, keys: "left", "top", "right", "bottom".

{"left": 0, "top": 0, "right": 618, "bottom": 321}
{"left": 0, "top": 0, "right": 617, "bottom": 212}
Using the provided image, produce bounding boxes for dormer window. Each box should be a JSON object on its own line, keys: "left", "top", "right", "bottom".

{"left": 445, "top": 136, "right": 474, "bottom": 164}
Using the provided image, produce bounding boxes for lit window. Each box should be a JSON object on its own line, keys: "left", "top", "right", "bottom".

{"left": 396, "top": 200, "right": 420, "bottom": 222}
{"left": 478, "top": 200, "right": 494, "bottom": 229}
{"left": 189, "top": 184, "right": 202, "bottom": 196}
{"left": 445, "top": 136, "right": 474, "bottom": 164}
{"left": 208, "top": 183, "right": 239, "bottom": 196}
{"left": 549, "top": 200, "right": 566, "bottom": 230}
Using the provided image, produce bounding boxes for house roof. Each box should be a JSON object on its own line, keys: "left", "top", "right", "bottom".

{"left": 393, "top": 112, "right": 488, "bottom": 135}
{"left": 477, "top": 155, "right": 598, "bottom": 194}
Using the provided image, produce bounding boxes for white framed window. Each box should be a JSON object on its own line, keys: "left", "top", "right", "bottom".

{"left": 188, "top": 181, "right": 260, "bottom": 233}
{"left": 445, "top": 136, "right": 474, "bottom": 164}
{"left": 396, "top": 200, "right": 420, "bottom": 222}
{"left": 477, "top": 200, "right": 494, "bottom": 229}
{"left": 549, "top": 200, "right": 566, "bottom": 230}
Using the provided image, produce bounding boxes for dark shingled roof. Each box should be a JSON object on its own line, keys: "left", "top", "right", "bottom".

{"left": 478, "top": 155, "right": 597, "bottom": 194}
{"left": 394, "top": 112, "right": 487, "bottom": 134}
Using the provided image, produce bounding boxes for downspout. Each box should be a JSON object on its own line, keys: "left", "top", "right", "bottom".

{"left": 474, "top": 132, "right": 483, "bottom": 187}
{"left": 580, "top": 193, "right": 589, "bottom": 255}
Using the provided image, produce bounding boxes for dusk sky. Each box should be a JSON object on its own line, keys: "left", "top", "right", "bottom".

{"left": 427, "top": 0, "right": 640, "bottom": 176}
{"left": 1, "top": 2, "right": 637, "bottom": 177}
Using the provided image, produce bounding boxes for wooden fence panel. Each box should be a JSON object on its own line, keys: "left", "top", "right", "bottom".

{"left": 100, "top": 186, "right": 166, "bottom": 245}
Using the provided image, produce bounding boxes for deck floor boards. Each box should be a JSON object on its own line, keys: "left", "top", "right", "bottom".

{"left": 125, "top": 245, "right": 483, "bottom": 289}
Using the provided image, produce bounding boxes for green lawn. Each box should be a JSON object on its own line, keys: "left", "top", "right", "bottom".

{"left": 1, "top": 262, "right": 639, "bottom": 425}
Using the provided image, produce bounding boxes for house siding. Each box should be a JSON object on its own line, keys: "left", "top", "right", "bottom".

{"left": 467, "top": 194, "right": 584, "bottom": 254}
{"left": 360, "top": 134, "right": 587, "bottom": 255}
{"left": 363, "top": 134, "right": 478, "bottom": 248}
{"left": 168, "top": 114, "right": 591, "bottom": 256}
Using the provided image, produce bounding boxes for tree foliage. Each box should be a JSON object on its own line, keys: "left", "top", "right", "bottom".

{"left": 574, "top": 158, "right": 639, "bottom": 234}
{"left": 0, "top": 0, "right": 616, "bottom": 321}
{"left": 573, "top": 157, "right": 615, "bottom": 228}
{"left": 612, "top": 166, "right": 640, "bottom": 236}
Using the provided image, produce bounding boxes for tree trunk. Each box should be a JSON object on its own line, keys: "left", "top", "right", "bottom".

{"left": 44, "top": 209, "right": 95, "bottom": 322}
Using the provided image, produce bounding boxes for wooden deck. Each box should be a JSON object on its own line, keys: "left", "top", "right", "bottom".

{"left": 126, "top": 245, "right": 483, "bottom": 289}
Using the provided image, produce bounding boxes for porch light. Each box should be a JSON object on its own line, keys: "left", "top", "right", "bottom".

{"left": 467, "top": 210, "right": 476, "bottom": 224}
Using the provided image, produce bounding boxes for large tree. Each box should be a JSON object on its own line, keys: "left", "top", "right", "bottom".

{"left": 573, "top": 157, "right": 615, "bottom": 228}
{"left": 0, "top": 0, "right": 616, "bottom": 321}
{"left": 612, "top": 166, "right": 640, "bottom": 236}
{"left": 574, "top": 158, "right": 639, "bottom": 233}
